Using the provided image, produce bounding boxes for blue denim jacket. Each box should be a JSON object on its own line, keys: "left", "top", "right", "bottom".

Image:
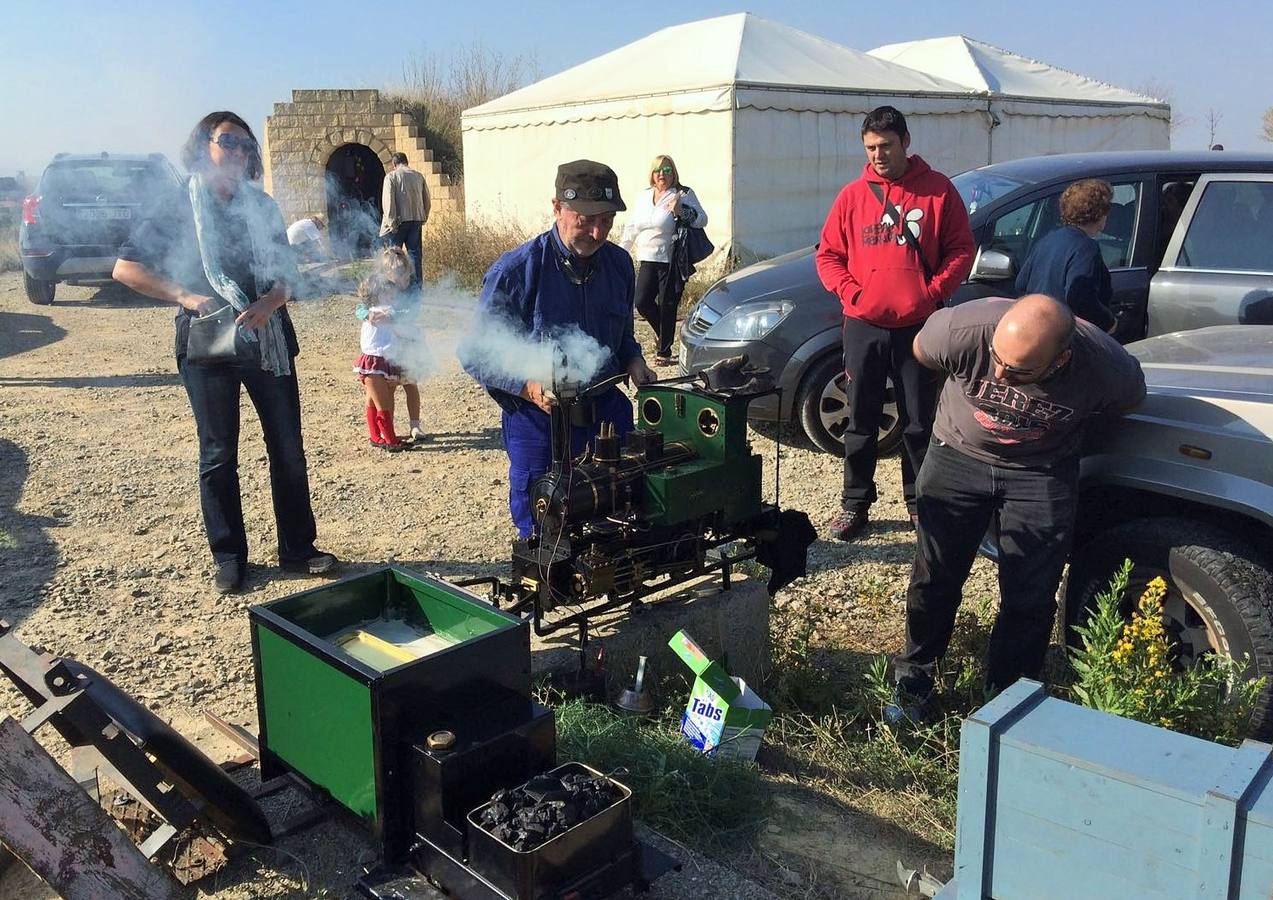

{"left": 465, "top": 226, "right": 641, "bottom": 404}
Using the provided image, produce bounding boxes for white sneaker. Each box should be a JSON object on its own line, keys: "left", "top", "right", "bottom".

{"left": 410, "top": 425, "right": 427, "bottom": 443}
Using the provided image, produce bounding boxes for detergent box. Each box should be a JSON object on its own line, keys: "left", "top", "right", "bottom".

{"left": 668, "top": 630, "right": 771, "bottom": 762}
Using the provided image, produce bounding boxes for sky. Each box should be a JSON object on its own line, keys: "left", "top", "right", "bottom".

{"left": 2, "top": 0, "right": 1270, "bottom": 179}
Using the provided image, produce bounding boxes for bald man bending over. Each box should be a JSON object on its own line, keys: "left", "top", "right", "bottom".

{"left": 886, "top": 294, "right": 1146, "bottom": 724}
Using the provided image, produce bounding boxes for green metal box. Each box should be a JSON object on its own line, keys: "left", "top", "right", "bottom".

{"left": 249, "top": 566, "right": 530, "bottom": 857}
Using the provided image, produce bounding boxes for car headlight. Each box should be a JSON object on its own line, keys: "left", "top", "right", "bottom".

{"left": 704, "top": 299, "right": 794, "bottom": 341}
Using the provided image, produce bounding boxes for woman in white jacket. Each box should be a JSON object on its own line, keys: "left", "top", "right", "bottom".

{"left": 619, "top": 154, "right": 708, "bottom": 366}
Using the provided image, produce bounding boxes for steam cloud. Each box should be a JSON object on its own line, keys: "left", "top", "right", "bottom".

{"left": 457, "top": 312, "right": 611, "bottom": 391}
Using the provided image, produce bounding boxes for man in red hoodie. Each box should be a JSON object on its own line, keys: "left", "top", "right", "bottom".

{"left": 816, "top": 106, "right": 975, "bottom": 541}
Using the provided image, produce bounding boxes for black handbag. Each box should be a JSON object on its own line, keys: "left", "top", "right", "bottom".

{"left": 185, "top": 305, "right": 243, "bottom": 365}
{"left": 685, "top": 225, "right": 714, "bottom": 265}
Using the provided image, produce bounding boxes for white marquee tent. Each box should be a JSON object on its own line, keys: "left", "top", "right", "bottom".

{"left": 868, "top": 36, "right": 1169, "bottom": 164}
{"left": 462, "top": 14, "right": 1170, "bottom": 259}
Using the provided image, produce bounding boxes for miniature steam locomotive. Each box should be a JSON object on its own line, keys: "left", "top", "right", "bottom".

{"left": 497, "top": 361, "right": 813, "bottom": 634}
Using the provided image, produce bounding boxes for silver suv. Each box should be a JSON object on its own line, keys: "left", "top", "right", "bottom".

{"left": 1148, "top": 172, "right": 1273, "bottom": 335}
{"left": 1062, "top": 325, "right": 1273, "bottom": 737}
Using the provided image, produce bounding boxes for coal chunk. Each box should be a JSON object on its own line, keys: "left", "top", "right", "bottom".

{"left": 476, "top": 769, "right": 622, "bottom": 852}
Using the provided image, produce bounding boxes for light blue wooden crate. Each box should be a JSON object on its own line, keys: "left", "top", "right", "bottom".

{"left": 941, "top": 680, "right": 1273, "bottom": 900}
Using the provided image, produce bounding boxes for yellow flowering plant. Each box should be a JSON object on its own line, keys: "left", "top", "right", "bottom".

{"left": 1069, "top": 560, "right": 1264, "bottom": 746}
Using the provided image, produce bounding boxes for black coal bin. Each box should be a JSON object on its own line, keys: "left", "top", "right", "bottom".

{"left": 466, "top": 763, "right": 635, "bottom": 900}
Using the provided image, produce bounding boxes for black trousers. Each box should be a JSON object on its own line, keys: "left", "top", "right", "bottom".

{"left": 895, "top": 439, "right": 1080, "bottom": 695}
{"left": 178, "top": 356, "right": 320, "bottom": 566}
{"left": 840, "top": 316, "right": 938, "bottom": 513}
{"left": 634, "top": 261, "right": 682, "bottom": 357}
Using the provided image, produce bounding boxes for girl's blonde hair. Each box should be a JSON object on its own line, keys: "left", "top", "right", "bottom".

{"left": 648, "top": 154, "right": 680, "bottom": 188}
{"left": 357, "top": 246, "right": 412, "bottom": 302}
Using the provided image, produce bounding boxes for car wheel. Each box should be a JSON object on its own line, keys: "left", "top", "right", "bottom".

{"left": 23, "top": 272, "right": 56, "bottom": 305}
{"left": 1065, "top": 518, "right": 1273, "bottom": 740}
{"left": 796, "top": 353, "right": 902, "bottom": 456}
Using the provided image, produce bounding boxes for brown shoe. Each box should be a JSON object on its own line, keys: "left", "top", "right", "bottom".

{"left": 828, "top": 507, "right": 869, "bottom": 542}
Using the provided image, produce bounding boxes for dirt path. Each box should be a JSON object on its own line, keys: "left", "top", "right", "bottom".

{"left": 0, "top": 271, "right": 983, "bottom": 897}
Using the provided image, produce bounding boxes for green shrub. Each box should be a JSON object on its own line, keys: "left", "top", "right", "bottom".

{"left": 1069, "top": 559, "right": 1265, "bottom": 745}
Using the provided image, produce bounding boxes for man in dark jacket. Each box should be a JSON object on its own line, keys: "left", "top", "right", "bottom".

{"left": 1015, "top": 178, "right": 1116, "bottom": 332}
{"left": 462, "top": 160, "right": 656, "bottom": 536}
{"left": 816, "top": 106, "right": 975, "bottom": 541}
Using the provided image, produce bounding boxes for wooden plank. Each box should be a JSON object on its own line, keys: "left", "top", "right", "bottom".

{"left": 990, "top": 830, "right": 1177, "bottom": 900}
{"left": 996, "top": 748, "right": 1198, "bottom": 865}
{"left": 996, "top": 699, "right": 1232, "bottom": 804}
{"left": 991, "top": 803, "right": 1191, "bottom": 900}
{"left": 1197, "top": 741, "right": 1273, "bottom": 899}
{"left": 0, "top": 716, "right": 181, "bottom": 900}
{"left": 954, "top": 679, "right": 1046, "bottom": 899}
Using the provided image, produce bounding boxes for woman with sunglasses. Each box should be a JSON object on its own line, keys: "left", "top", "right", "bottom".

{"left": 113, "top": 111, "right": 338, "bottom": 595}
{"left": 619, "top": 155, "right": 709, "bottom": 366}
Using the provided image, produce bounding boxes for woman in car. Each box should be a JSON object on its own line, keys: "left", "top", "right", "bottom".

{"left": 1015, "top": 178, "right": 1116, "bottom": 332}
{"left": 619, "top": 154, "right": 709, "bottom": 366}
{"left": 113, "top": 110, "right": 339, "bottom": 595}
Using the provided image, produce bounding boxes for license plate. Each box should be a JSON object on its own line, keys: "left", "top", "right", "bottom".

{"left": 76, "top": 207, "right": 131, "bottom": 220}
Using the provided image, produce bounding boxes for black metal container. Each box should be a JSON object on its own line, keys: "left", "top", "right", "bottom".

{"left": 466, "top": 762, "right": 635, "bottom": 900}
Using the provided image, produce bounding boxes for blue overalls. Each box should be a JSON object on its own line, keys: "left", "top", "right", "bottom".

{"left": 464, "top": 227, "right": 642, "bottom": 538}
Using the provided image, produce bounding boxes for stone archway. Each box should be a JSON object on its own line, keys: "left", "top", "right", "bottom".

{"left": 324, "top": 142, "right": 386, "bottom": 257}
{"left": 262, "top": 89, "right": 461, "bottom": 230}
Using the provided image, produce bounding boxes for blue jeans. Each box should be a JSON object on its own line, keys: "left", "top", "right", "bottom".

{"left": 896, "top": 439, "right": 1079, "bottom": 694}
{"left": 501, "top": 388, "right": 633, "bottom": 538}
{"left": 178, "top": 356, "right": 319, "bottom": 566}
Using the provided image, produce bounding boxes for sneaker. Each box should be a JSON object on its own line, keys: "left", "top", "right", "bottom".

{"left": 213, "top": 559, "right": 245, "bottom": 595}
{"left": 654, "top": 355, "right": 673, "bottom": 367}
{"left": 280, "top": 552, "right": 341, "bottom": 576}
{"left": 409, "top": 425, "right": 427, "bottom": 443}
{"left": 370, "top": 438, "right": 405, "bottom": 453}
{"left": 883, "top": 686, "right": 934, "bottom": 727}
{"left": 828, "top": 507, "right": 869, "bottom": 542}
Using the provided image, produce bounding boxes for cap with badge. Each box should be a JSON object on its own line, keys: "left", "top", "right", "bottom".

{"left": 555, "top": 160, "right": 626, "bottom": 215}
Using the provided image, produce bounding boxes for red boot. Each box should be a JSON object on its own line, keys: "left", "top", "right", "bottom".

{"left": 374, "top": 409, "right": 407, "bottom": 450}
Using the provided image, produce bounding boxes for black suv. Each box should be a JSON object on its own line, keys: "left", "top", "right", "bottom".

{"left": 19, "top": 153, "right": 181, "bottom": 305}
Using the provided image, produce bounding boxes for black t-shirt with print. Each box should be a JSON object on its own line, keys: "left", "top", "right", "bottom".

{"left": 917, "top": 297, "right": 1146, "bottom": 468}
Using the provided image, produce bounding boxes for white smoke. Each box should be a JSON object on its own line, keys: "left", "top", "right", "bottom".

{"left": 457, "top": 309, "right": 611, "bottom": 390}
{"left": 359, "top": 276, "right": 609, "bottom": 390}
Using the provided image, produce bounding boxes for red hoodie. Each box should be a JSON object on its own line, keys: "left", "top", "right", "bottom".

{"left": 815, "top": 155, "right": 975, "bottom": 328}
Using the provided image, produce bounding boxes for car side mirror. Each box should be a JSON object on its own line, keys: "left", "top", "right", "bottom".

{"left": 970, "top": 248, "right": 1016, "bottom": 283}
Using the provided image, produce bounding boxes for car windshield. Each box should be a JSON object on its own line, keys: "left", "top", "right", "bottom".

{"left": 951, "top": 169, "right": 1032, "bottom": 217}
{"left": 41, "top": 161, "right": 165, "bottom": 203}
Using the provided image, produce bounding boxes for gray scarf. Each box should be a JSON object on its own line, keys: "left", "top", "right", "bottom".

{"left": 187, "top": 173, "right": 294, "bottom": 376}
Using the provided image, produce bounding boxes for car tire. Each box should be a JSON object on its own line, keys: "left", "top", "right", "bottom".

{"left": 24, "top": 272, "right": 56, "bottom": 305}
{"left": 1065, "top": 517, "right": 1273, "bottom": 740}
{"left": 796, "top": 353, "right": 903, "bottom": 457}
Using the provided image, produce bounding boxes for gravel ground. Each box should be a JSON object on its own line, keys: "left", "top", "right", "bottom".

{"left": 0, "top": 269, "right": 994, "bottom": 898}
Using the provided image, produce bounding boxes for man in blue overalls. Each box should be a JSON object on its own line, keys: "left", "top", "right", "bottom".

{"left": 465, "top": 160, "right": 657, "bottom": 537}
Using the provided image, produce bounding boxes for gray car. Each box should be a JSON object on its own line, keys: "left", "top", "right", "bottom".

{"left": 680, "top": 152, "right": 1273, "bottom": 453}
{"left": 1062, "top": 325, "right": 1273, "bottom": 737}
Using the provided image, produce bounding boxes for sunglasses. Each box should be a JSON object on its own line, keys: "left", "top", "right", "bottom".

{"left": 210, "top": 134, "right": 256, "bottom": 153}
{"left": 988, "top": 338, "right": 1071, "bottom": 379}
{"left": 652, "top": 165, "right": 674, "bottom": 175}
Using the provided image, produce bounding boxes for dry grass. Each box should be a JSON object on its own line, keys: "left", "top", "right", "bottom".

{"left": 385, "top": 43, "right": 539, "bottom": 180}
{"left": 0, "top": 210, "right": 20, "bottom": 274}
{"left": 422, "top": 213, "right": 529, "bottom": 292}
